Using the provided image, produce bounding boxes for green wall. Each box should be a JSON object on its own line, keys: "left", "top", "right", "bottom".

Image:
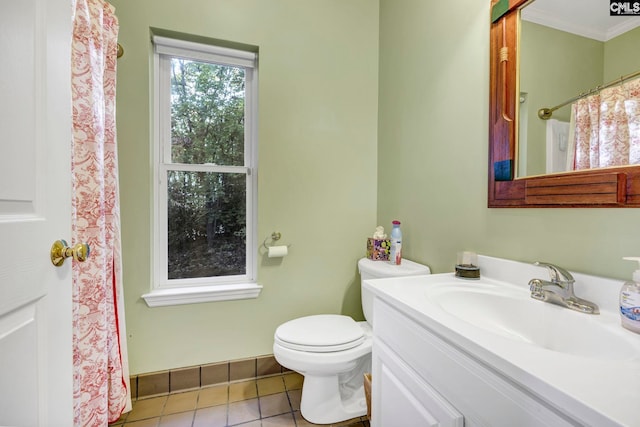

{"left": 604, "top": 26, "right": 640, "bottom": 81}
{"left": 519, "top": 21, "right": 603, "bottom": 176}
{"left": 378, "top": 0, "right": 640, "bottom": 289}
{"left": 112, "top": 0, "right": 379, "bottom": 374}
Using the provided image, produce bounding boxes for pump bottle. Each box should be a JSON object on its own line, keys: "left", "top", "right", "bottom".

{"left": 620, "top": 257, "right": 640, "bottom": 334}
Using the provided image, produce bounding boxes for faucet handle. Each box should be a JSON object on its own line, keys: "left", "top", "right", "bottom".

{"left": 534, "top": 262, "right": 575, "bottom": 284}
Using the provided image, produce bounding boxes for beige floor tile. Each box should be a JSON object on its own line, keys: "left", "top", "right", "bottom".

{"left": 109, "top": 372, "right": 366, "bottom": 427}
{"left": 193, "top": 405, "right": 227, "bottom": 427}
{"left": 158, "top": 411, "right": 195, "bottom": 427}
{"left": 228, "top": 380, "right": 257, "bottom": 402}
{"left": 123, "top": 418, "right": 160, "bottom": 427}
{"left": 227, "top": 398, "right": 260, "bottom": 425}
{"left": 293, "top": 411, "right": 366, "bottom": 427}
{"left": 163, "top": 390, "right": 199, "bottom": 415}
{"left": 257, "top": 376, "right": 286, "bottom": 396}
{"left": 287, "top": 389, "right": 301, "bottom": 411}
{"left": 197, "top": 384, "right": 228, "bottom": 408}
{"left": 261, "top": 413, "right": 297, "bottom": 427}
{"left": 331, "top": 417, "right": 367, "bottom": 427}
{"left": 127, "top": 396, "right": 167, "bottom": 421}
{"left": 259, "top": 392, "right": 291, "bottom": 418}
{"left": 283, "top": 372, "right": 303, "bottom": 390}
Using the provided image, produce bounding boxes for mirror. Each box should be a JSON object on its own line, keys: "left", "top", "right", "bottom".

{"left": 488, "top": 0, "right": 640, "bottom": 207}
{"left": 518, "top": 0, "right": 640, "bottom": 177}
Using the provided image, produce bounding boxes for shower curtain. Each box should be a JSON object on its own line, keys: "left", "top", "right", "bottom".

{"left": 71, "top": 0, "right": 131, "bottom": 425}
{"left": 569, "top": 77, "right": 640, "bottom": 170}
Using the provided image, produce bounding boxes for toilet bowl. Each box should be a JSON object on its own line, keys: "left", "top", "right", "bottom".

{"left": 273, "top": 258, "right": 430, "bottom": 424}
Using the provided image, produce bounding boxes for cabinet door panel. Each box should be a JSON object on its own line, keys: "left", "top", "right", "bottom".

{"left": 373, "top": 341, "right": 463, "bottom": 427}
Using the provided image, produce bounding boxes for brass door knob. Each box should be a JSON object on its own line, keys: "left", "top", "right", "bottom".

{"left": 50, "top": 240, "right": 90, "bottom": 267}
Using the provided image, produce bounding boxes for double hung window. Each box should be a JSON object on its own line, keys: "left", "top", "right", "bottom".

{"left": 145, "top": 36, "right": 259, "bottom": 306}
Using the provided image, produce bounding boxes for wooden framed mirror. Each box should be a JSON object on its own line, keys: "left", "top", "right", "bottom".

{"left": 488, "top": 0, "right": 640, "bottom": 207}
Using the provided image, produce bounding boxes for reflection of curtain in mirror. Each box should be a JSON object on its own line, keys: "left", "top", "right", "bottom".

{"left": 569, "top": 77, "right": 640, "bottom": 170}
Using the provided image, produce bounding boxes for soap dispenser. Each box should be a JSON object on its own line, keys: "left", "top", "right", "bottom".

{"left": 620, "top": 257, "right": 640, "bottom": 334}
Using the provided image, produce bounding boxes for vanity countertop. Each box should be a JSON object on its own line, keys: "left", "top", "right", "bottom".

{"left": 364, "top": 256, "right": 640, "bottom": 427}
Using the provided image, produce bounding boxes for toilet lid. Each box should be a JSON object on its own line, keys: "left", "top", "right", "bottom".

{"left": 275, "top": 314, "right": 365, "bottom": 353}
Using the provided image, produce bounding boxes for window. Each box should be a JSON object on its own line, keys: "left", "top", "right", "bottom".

{"left": 144, "top": 36, "right": 260, "bottom": 307}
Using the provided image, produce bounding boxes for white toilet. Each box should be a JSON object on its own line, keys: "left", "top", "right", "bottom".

{"left": 273, "top": 257, "right": 430, "bottom": 424}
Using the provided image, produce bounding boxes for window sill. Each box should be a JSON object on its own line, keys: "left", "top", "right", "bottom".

{"left": 141, "top": 283, "right": 263, "bottom": 307}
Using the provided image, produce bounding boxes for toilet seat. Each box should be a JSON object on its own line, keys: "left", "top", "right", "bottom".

{"left": 274, "top": 314, "right": 365, "bottom": 353}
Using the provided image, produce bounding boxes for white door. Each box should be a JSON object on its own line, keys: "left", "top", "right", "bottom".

{"left": 0, "top": 0, "right": 73, "bottom": 425}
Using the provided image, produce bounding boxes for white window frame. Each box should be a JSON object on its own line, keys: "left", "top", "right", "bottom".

{"left": 143, "top": 36, "right": 261, "bottom": 307}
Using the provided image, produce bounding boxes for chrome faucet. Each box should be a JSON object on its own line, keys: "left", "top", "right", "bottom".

{"left": 528, "top": 262, "right": 599, "bottom": 314}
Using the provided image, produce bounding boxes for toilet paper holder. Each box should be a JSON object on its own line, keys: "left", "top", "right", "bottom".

{"left": 262, "top": 232, "right": 291, "bottom": 250}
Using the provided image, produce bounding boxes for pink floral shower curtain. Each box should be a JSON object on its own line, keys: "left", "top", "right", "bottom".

{"left": 71, "top": 0, "right": 131, "bottom": 425}
{"left": 570, "top": 77, "right": 640, "bottom": 170}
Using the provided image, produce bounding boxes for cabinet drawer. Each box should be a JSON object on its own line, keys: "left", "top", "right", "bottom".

{"left": 373, "top": 299, "right": 577, "bottom": 427}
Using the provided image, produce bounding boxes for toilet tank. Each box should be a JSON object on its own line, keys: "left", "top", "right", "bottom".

{"left": 358, "top": 258, "right": 430, "bottom": 323}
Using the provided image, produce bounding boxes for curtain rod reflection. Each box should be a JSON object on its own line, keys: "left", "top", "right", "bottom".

{"left": 117, "top": 43, "right": 124, "bottom": 59}
{"left": 538, "top": 69, "right": 640, "bottom": 120}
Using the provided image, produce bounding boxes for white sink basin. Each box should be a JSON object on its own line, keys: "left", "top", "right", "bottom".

{"left": 425, "top": 281, "right": 638, "bottom": 361}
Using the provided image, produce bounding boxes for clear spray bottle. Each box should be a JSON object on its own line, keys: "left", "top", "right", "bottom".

{"left": 389, "top": 220, "right": 402, "bottom": 265}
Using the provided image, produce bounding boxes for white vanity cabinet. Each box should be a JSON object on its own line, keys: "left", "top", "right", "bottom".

{"left": 371, "top": 298, "right": 577, "bottom": 427}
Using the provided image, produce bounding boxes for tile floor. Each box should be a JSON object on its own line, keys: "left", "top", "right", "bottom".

{"left": 109, "top": 372, "right": 370, "bottom": 427}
